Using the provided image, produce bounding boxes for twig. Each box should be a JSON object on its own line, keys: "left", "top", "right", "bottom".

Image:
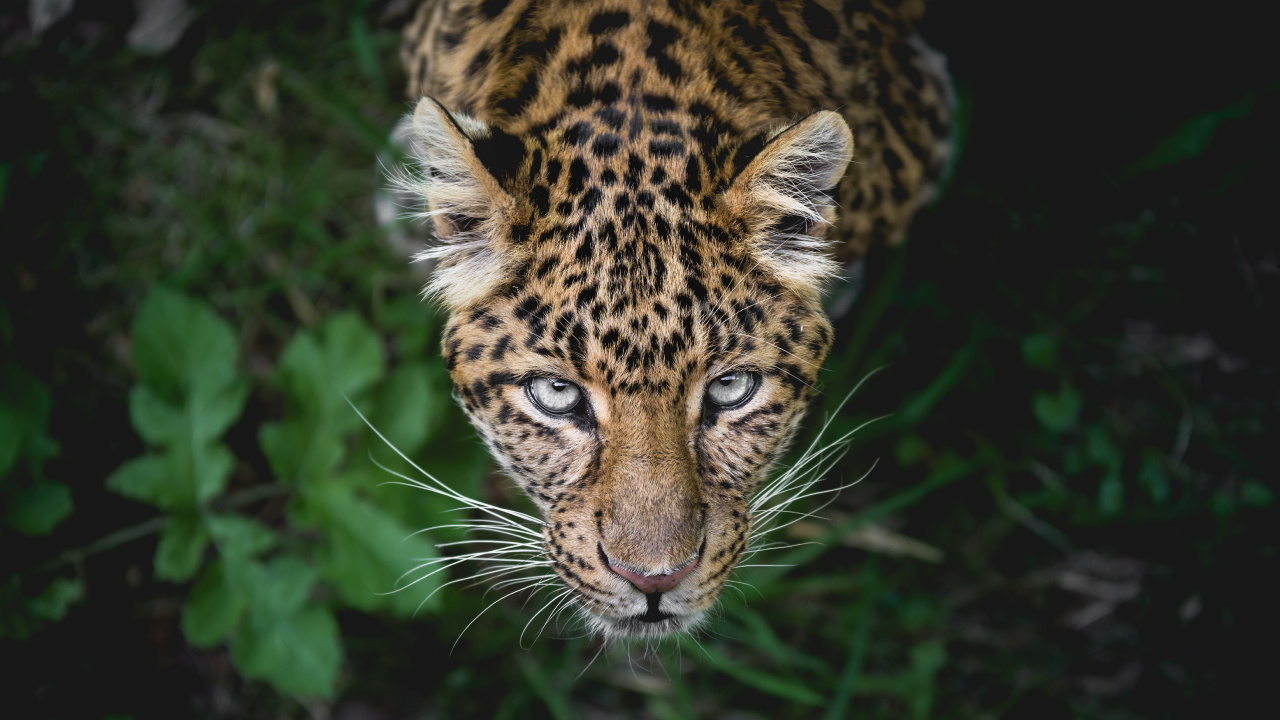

{"left": 33, "top": 483, "right": 294, "bottom": 574}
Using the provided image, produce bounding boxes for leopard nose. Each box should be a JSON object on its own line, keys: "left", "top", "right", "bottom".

{"left": 606, "top": 556, "right": 700, "bottom": 595}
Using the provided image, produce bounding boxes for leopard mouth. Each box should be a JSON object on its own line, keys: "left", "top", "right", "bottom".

{"left": 590, "top": 593, "right": 709, "bottom": 638}
{"left": 637, "top": 593, "right": 673, "bottom": 623}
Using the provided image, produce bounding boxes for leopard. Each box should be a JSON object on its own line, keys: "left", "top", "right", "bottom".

{"left": 394, "top": 0, "right": 952, "bottom": 639}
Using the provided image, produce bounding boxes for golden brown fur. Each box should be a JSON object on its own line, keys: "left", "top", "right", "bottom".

{"left": 396, "top": 0, "right": 951, "bottom": 637}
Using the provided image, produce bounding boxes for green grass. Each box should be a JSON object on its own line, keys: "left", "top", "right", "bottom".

{"left": 2, "top": 1, "right": 1276, "bottom": 718}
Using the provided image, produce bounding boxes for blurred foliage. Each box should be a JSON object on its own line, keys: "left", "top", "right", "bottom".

{"left": 2, "top": 1, "right": 1277, "bottom": 719}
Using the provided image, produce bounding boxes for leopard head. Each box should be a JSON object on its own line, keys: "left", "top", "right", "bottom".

{"left": 399, "top": 96, "right": 851, "bottom": 638}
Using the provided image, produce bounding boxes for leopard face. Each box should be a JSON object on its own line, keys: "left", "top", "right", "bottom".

{"left": 396, "top": 0, "right": 951, "bottom": 638}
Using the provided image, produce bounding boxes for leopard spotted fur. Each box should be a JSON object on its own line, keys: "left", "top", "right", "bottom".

{"left": 396, "top": 0, "right": 952, "bottom": 638}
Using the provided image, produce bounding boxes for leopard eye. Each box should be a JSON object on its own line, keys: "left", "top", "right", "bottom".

{"left": 706, "top": 371, "right": 758, "bottom": 408}
{"left": 527, "top": 377, "right": 583, "bottom": 415}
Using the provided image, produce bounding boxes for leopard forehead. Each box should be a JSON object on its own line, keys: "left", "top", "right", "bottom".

{"left": 443, "top": 225, "right": 833, "bottom": 394}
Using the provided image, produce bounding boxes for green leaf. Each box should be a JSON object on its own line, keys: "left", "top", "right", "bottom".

{"left": 1127, "top": 94, "right": 1255, "bottom": 176}
{"left": 1020, "top": 333, "right": 1058, "bottom": 370}
{"left": 297, "top": 481, "right": 441, "bottom": 616}
{"left": 107, "top": 444, "right": 234, "bottom": 510}
{"left": 366, "top": 361, "right": 439, "bottom": 457}
{"left": 27, "top": 578, "right": 82, "bottom": 622}
{"left": 1097, "top": 471, "right": 1125, "bottom": 517}
{"left": 276, "top": 312, "right": 384, "bottom": 415}
{"left": 131, "top": 289, "right": 240, "bottom": 403}
{"left": 1240, "top": 480, "right": 1274, "bottom": 509}
{"left": 1084, "top": 426, "right": 1122, "bottom": 471}
{"left": 893, "top": 434, "right": 930, "bottom": 467}
{"left": 127, "top": 386, "right": 185, "bottom": 446}
{"left": 259, "top": 418, "right": 345, "bottom": 484}
{"left": 154, "top": 513, "right": 209, "bottom": 582}
{"left": 182, "top": 561, "right": 247, "bottom": 648}
{"left": 1138, "top": 452, "right": 1171, "bottom": 505}
{"left": 261, "top": 312, "right": 385, "bottom": 483}
{"left": 191, "top": 444, "right": 236, "bottom": 505}
{"left": 240, "top": 556, "right": 317, "bottom": 617}
{"left": 377, "top": 296, "right": 440, "bottom": 359}
{"left": 131, "top": 381, "right": 250, "bottom": 448}
{"left": 106, "top": 454, "right": 187, "bottom": 509}
{"left": 0, "top": 363, "right": 55, "bottom": 477}
{"left": 5, "top": 480, "right": 72, "bottom": 536}
{"left": 205, "top": 514, "right": 277, "bottom": 560}
{"left": 231, "top": 604, "right": 342, "bottom": 699}
{"left": 1033, "top": 383, "right": 1082, "bottom": 434}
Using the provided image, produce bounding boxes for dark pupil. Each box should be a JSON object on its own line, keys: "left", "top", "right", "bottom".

{"left": 718, "top": 375, "right": 737, "bottom": 386}
{"left": 551, "top": 380, "right": 568, "bottom": 391}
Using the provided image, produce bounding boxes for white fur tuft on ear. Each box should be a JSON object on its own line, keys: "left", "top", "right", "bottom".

{"left": 390, "top": 97, "right": 525, "bottom": 311}
{"left": 724, "top": 111, "right": 854, "bottom": 293}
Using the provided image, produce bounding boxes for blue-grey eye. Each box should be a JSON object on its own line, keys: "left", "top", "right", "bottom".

{"left": 706, "top": 371, "right": 758, "bottom": 407}
{"left": 528, "top": 377, "right": 582, "bottom": 414}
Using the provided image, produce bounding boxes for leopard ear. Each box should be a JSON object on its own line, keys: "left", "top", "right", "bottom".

{"left": 724, "top": 110, "right": 854, "bottom": 293}
{"left": 397, "top": 97, "right": 529, "bottom": 310}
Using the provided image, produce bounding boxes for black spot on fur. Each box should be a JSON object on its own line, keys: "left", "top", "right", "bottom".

{"left": 588, "top": 11, "right": 631, "bottom": 34}
{"left": 591, "top": 134, "right": 621, "bottom": 157}
{"left": 649, "top": 140, "right": 682, "bottom": 157}
{"left": 564, "top": 122, "right": 593, "bottom": 146}
{"left": 568, "top": 158, "right": 589, "bottom": 195}
{"left": 595, "top": 106, "right": 625, "bottom": 130}
{"left": 472, "top": 127, "right": 525, "bottom": 186}
{"left": 479, "top": 0, "right": 511, "bottom": 19}
{"left": 642, "top": 94, "right": 676, "bottom": 113}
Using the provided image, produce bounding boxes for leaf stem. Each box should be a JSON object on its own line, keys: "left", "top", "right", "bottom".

{"left": 33, "top": 483, "right": 293, "bottom": 574}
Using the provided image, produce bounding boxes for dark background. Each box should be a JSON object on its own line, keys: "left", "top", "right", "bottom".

{"left": 2, "top": 1, "right": 1276, "bottom": 717}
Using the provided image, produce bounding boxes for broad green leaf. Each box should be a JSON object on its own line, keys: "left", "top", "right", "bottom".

{"left": 27, "top": 578, "right": 82, "bottom": 622}
{"left": 1138, "top": 452, "right": 1171, "bottom": 505}
{"left": 239, "top": 556, "right": 317, "bottom": 617}
{"left": 297, "top": 481, "right": 440, "bottom": 616}
{"left": 259, "top": 417, "right": 345, "bottom": 483}
{"left": 1084, "top": 426, "right": 1122, "bottom": 471}
{"left": 131, "top": 381, "right": 249, "bottom": 447}
{"left": 0, "top": 363, "right": 54, "bottom": 477}
{"left": 5, "top": 480, "right": 72, "bottom": 536}
{"left": 1033, "top": 383, "right": 1081, "bottom": 434}
{"left": 192, "top": 443, "right": 235, "bottom": 505}
{"left": 894, "top": 434, "right": 930, "bottom": 467}
{"left": 276, "top": 312, "right": 384, "bottom": 416}
{"left": 377, "top": 296, "right": 440, "bottom": 359}
{"left": 154, "top": 513, "right": 209, "bottom": 582}
{"left": 182, "top": 561, "right": 247, "bottom": 648}
{"left": 1127, "top": 94, "right": 1255, "bottom": 175}
{"left": 1240, "top": 480, "right": 1274, "bottom": 509}
{"left": 366, "top": 361, "right": 439, "bottom": 457}
{"left": 191, "top": 377, "right": 250, "bottom": 442}
{"left": 231, "top": 603, "right": 342, "bottom": 699}
{"left": 131, "top": 289, "right": 240, "bottom": 403}
{"left": 262, "top": 312, "right": 385, "bottom": 483}
{"left": 1020, "top": 333, "right": 1058, "bottom": 370}
{"left": 106, "top": 454, "right": 187, "bottom": 509}
{"left": 127, "top": 386, "right": 185, "bottom": 446}
{"left": 205, "top": 514, "right": 277, "bottom": 559}
{"left": 1097, "top": 471, "right": 1125, "bottom": 517}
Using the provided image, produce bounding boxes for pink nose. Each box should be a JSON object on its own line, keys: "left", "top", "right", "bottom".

{"left": 607, "top": 557, "right": 700, "bottom": 594}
